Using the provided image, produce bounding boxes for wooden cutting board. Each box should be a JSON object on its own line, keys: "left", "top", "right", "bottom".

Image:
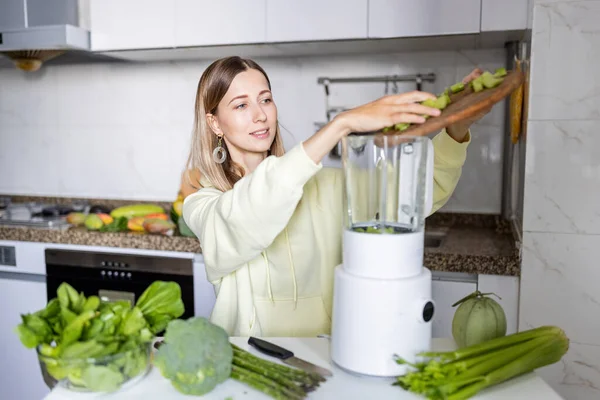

{"left": 391, "top": 70, "right": 526, "bottom": 137}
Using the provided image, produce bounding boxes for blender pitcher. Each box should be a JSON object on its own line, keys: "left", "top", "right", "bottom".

{"left": 340, "top": 132, "right": 434, "bottom": 279}
{"left": 331, "top": 130, "right": 436, "bottom": 377}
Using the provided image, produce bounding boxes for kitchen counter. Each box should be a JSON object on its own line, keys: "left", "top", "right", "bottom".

{"left": 424, "top": 213, "right": 520, "bottom": 276}
{"left": 44, "top": 337, "right": 561, "bottom": 400}
{"left": 0, "top": 225, "right": 202, "bottom": 253}
{"left": 0, "top": 193, "right": 520, "bottom": 276}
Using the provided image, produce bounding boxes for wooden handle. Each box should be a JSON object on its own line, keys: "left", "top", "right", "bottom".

{"left": 510, "top": 59, "right": 525, "bottom": 144}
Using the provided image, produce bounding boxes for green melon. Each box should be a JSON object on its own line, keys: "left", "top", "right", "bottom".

{"left": 451, "top": 290, "right": 507, "bottom": 349}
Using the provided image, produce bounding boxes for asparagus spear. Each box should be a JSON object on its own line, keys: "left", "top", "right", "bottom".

{"left": 231, "top": 366, "right": 303, "bottom": 400}
{"left": 230, "top": 344, "right": 328, "bottom": 399}
{"left": 232, "top": 355, "right": 309, "bottom": 395}
{"left": 232, "top": 344, "right": 325, "bottom": 384}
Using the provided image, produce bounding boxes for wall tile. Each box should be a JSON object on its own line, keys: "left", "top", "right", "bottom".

{"left": 523, "top": 120, "right": 600, "bottom": 234}
{"left": 529, "top": 1, "right": 600, "bottom": 120}
{"left": 519, "top": 231, "right": 600, "bottom": 346}
{"left": 0, "top": 126, "right": 62, "bottom": 195}
{"left": 536, "top": 342, "right": 600, "bottom": 400}
{"left": 441, "top": 124, "right": 505, "bottom": 214}
{"left": 0, "top": 68, "right": 59, "bottom": 127}
{"left": 55, "top": 62, "right": 192, "bottom": 128}
{"left": 53, "top": 124, "right": 191, "bottom": 200}
{"left": 520, "top": 231, "right": 600, "bottom": 397}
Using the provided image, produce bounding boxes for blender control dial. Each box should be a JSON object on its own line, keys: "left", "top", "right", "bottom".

{"left": 422, "top": 301, "right": 435, "bottom": 323}
{"left": 415, "top": 299, "right": 435, "bottom": 323}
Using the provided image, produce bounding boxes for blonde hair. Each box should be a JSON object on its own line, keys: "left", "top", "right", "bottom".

{"left": 185, "top": 56, "right": 285, "bottom": 192}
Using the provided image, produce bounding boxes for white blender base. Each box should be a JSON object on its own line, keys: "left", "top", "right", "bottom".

{"left": 330, "top": 266, "right": 434, "bottom": 377}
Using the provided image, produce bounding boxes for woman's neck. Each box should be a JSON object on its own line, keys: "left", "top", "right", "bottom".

{"left": 229, "top": 147, "right": 268, "bottom": 174}
{"left": 241, "top": 152, "right": 268, "bottom": 174}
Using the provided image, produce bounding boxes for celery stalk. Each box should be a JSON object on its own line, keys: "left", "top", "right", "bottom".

{"left": 431, "top": 336, "right": 550, "bottom": 397}
{"left": 446, "top": 335, "right": 550, "bottom": 382}
{"left": 446, "top": 334, "right": 568, "bottom": 400}
{"left": 419, "top": 326, "right": 561, "bottom": 361}
{"left": 394, "top": 326, "right": 569, "bottom": 400}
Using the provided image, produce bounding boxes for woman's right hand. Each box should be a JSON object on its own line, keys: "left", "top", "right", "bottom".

{"left": 302, "top": 91, "right": 442, "bottom": 165}
{"left": 334, "top": 91, "right": 442, "bottom": 135}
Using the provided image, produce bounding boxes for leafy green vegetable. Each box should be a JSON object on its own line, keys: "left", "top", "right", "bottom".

{"left": 82, "top": 296, "right": 101, "bottom": 312}
{"left": 136, "top": 281, "right": 185, "bottom": 334}
{"left": 61, "top": 310, "right": 95, "bottom": 346}
{"left": 15, "top": 281, "right": 185, "bottom": 393}
{"left": 118, "top": 307, "right": 148, "bottom": 336}
{"left": 99, "top": 216, "right": 128, "bottom": 232}
{"left": 82, "top": 365, "right": 125, "bottom": 392}
{"left": 154, "top": 317, "right": 233, "bottom": 396}
{"left": 16, "top": 323, "right": 40, "bottom": 349}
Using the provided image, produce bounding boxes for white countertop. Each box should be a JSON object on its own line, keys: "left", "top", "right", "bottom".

{"left": 44, "top": 337, "right": 563, "bottom": 400}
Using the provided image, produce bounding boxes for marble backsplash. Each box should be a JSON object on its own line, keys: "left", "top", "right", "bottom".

{"left": 519, "top": 1, "right": 600, "bottom": 399}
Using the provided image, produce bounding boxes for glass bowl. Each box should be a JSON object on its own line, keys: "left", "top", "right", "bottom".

{"left": 36, "top": 341, "right": 152, "bottom": 393}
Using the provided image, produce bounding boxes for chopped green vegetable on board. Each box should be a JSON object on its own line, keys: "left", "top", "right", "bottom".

{"left": 450, "top": 82, "right": 465, "bottom": 93}
{"left": 471, "top": 79, "right": 484, "bottom": 93}
{"left": 494, "top": 67, "right": 507, "bottom": 77}
{"left": 382, "top": 68, "right": 508, "bottom": 133}
{"left": 15, "top": 281, "right": 185, "bottom": 393}
{"left": 393, "top": 325, "right": 569, "bottom": 400}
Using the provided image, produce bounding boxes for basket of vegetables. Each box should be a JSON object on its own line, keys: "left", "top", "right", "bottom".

{"left": 16, "top": 280, "right": 185, "bottom": 393}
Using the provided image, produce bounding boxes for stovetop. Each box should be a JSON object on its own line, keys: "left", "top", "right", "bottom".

{"left": 0, "top": 199, "right": 89, "bottom": 230}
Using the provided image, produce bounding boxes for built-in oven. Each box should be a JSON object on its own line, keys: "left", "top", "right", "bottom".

{"left": 44, "top": 249, "right": 195, "bottom": 321}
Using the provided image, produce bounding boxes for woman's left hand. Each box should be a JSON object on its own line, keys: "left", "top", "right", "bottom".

{"left": 446, "top": 68, "right": 494, "bottom": 143}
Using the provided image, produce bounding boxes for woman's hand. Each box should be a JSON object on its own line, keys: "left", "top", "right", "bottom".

{"left": 446, "top": 68, "right": 493, "bottom": 143}
{"left": 302, "top": 91, "right": 444, "bottom": 165}
{"left": 334, "top": 91, "right": 443, "bottom": 135}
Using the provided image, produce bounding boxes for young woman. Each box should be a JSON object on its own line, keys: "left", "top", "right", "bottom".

{"left": 183, "top": 56, "right": 488, "bottom": 337}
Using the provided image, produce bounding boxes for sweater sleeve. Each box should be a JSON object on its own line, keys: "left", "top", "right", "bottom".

{"left": 429, "top": 128, "right": 470, "bottom": 215}
{"left": 183, "top": 143, "right": 322, "bottom": 280}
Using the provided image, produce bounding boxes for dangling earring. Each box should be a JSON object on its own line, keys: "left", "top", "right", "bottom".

{"left": 213, "top": 135, "right": 227, "bottom": 164}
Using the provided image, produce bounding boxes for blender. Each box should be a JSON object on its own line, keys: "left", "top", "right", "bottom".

{"left": 330, "top": 131, "right": 435, "bottom": 377}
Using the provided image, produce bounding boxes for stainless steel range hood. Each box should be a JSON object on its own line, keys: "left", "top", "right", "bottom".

{"left": 0, "top": 0, "right": 90, "bottom": 71}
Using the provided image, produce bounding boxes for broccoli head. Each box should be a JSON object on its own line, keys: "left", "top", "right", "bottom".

{"left": 153, "top": 317, "right": 233, "bottom": 396}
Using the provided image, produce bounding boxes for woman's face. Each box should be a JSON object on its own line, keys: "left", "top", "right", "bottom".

{"left": 208, "top": 68, "right": 278, "bottom": 158}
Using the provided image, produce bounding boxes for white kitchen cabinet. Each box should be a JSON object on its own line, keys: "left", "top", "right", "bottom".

{"left": 175, "top": 0, "right": 266, "bottom": 47}
{"left": 477, "top": 274, "right": 520, "bottom": 334}
{"left": 0, "top": 276, "right": 50, "bottom": 400}
{"left": 89, "top": 0, "right": 175, "bottom": 51}
{"left": 481, "top": 0, "right": 529, "bottom": 32}
{"left": 368, "top": 0, "right": 481, "bottom": 39}
{"left": 266, "top": 0, "right": 368, "bottom": 43}
{"left": 193, "top": 255, "right": 216, "bottom": 318}
{"left": 431, "top": 280, "right": 477, "bottom": 339}
{"left": 0, "top": 0, "right": 27, "bottom": 31}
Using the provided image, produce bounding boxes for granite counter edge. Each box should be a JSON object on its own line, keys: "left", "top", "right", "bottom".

{"left": 0, "top": 227, "right": 519, "bottom": 276}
